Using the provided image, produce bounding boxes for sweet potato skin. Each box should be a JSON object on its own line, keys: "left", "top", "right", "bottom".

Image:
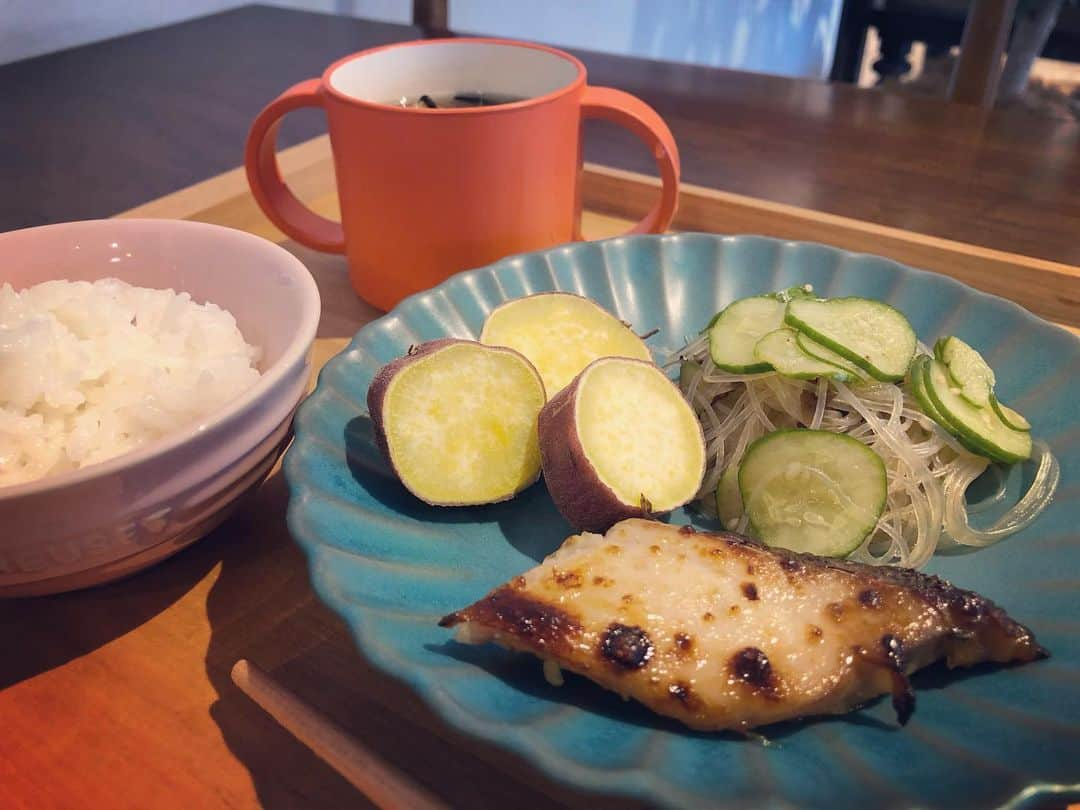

{"left": 538, "top": 362, "right": 655, "bottom": 533}
{"left": 367, "top": 338, "right": 546, "bottom": 506}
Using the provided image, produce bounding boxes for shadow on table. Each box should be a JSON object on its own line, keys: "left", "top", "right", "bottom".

{"left": 0, "top": 517, "right": 222, "bottom": 691}
{"left": 200, "top": 467, "right": 648, "bottom": 810}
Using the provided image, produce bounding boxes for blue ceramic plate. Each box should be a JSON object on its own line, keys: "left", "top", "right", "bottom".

{"left": 284, "top": 234, "right": 1079, "bottom": 809}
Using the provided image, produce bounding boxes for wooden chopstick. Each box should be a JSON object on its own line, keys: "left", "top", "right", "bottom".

{"left": 231, "top": 659, "right": 448, "bottom": 810}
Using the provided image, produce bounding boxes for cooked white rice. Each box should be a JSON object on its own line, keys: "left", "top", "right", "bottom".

{"left": 0, "top": 278, "right": 261, "bottom": 487}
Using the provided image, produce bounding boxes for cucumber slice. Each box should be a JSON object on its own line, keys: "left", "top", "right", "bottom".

{"left": 990, "top": 395, "right": 1031, "bottom": 431}
{"left": 708, "top": 296, "right": 786, "bottom": 373}
{"left": 907, "top": 355, "right": 952, "bottom": 428}
{"left": 935, "top": 336, "right": 996, "bottom": 408}
{"left": 753, "top": 328, "right": 853, "bottom": 381}
{"left": 795, "top": 332, "right": 867, "bottom": 381}
{"left": 739, "top": 429, "right": 886, "bottom": 557}
{"left": 715, "top": 464, "right": 743, "bottom": 529}
{"left": 924, "top": 359, "right": 1032, "bottom": 463}
{"left": 914, "top": 358, "right": 993, "bottom": 456}
{"left": 785, "top": 298, "right": 917, "bottom": 382}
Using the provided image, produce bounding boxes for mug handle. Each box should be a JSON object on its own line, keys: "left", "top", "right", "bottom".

{"left": 244, "top": 79, "right": 346, "bottom": 253}
{"left": 581, "top": 86, "right": 680, "bottom": 234}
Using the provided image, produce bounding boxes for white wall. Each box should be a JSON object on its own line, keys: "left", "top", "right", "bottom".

{"left": 3, "top": 0, "right": 842, "bottom": 79}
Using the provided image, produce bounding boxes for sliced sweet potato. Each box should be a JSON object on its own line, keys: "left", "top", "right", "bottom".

{"left": 538, "top": 357, "right": 705, "bottom": 532}
{"left": 367, "top": 339, "right": 546, "bottom": 506}
{"left": 479, "top": 292, "right": 652, "bottom": 396}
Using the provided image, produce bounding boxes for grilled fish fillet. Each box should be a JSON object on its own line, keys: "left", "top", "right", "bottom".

{"left": 440, "top": 519, "right": 1046, "bottom": 731}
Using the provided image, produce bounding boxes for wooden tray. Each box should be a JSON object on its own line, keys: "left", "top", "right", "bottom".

{"left": 3, "top": 140, "right": 1076, "bottom": 810}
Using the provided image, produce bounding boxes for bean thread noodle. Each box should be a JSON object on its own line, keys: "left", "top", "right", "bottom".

{"left": 672, "top": 333, "right": 1058, "bottom": 568}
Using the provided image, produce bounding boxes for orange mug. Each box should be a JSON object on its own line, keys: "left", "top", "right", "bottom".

{"left": 245, "top": 38, "right": 680, "bottom": 310}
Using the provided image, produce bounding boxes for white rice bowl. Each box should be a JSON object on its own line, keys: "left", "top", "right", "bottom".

{"left": 0, "top": 278, "right": 262, "bottom": 486}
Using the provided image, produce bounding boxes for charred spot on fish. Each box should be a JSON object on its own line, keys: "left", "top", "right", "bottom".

{"left": 858, "top": 589, "right": 881, "bottom": 609}
{"left": 678, "top": 524, "right": 696, "bottom": 535}
{"left": 786, "top": 547, "right": 1048, "bottom": 668}
{"left": 851, "top": 638, "right": 914, "bottom": 724}
{"left": 890, "top": 671, "right": 916, "bottom": 725}
{"left": 592, "top": 575, "right": 613, "bottom": 587}
{"left": 438, "top": 588, "right": 582, "bottom": 654}
{"left": 668, "top": 681, "right": 695, "bottom": 705}
{"left": 807, "top": 624, "right": 824, "bottom": 642}
{"left": 552, "top": 569, "right": 582, "bottom": 588}
{"left": 958, "top": 592, "right": 986, "bottom": 619}
{"left": 718, "top": 531, "right": 755, "bottom": 548}
{"left": 605, "top": 544, "right": 622, "bottom": 556}
{"left": 728, "top": 604, "right": 740, "bottom": 617}
{"left": 827, "top": 602, "right": 845, "bottom": 622}
{"left": 780, "top": 558, "right": 802, "bottom": 573}
{"left": 437, "top": 611, "right": 463, "bottom": 628}
{"left": 674, "top": 632, "right": 694, "bottom": 653}
{"left": 746, "top": 563, "right": 756, "bottom": 575}
{"left": 621, "top": 593, "right": 634, "bottom": 605}
{"left": 741, "top": 582, "right": 759, "bottom": 601}
{"left": 649, "top": 544, "right": 662, "bottom": 555}
{"left": 730, "top": 647, "right": 780, "bottom": 698}
{"left": 600, "top": 623, "right": 654, "bottom": 670}
{"left": 882, "top": 633, "right": 905, "bottom": 672}
{"left": 702, "top": 611, "right": 715, "bottom": 622}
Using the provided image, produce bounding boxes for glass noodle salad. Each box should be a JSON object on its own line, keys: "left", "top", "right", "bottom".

{"left": 672, "top": 286, "right": 1059, "bottom": 569}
